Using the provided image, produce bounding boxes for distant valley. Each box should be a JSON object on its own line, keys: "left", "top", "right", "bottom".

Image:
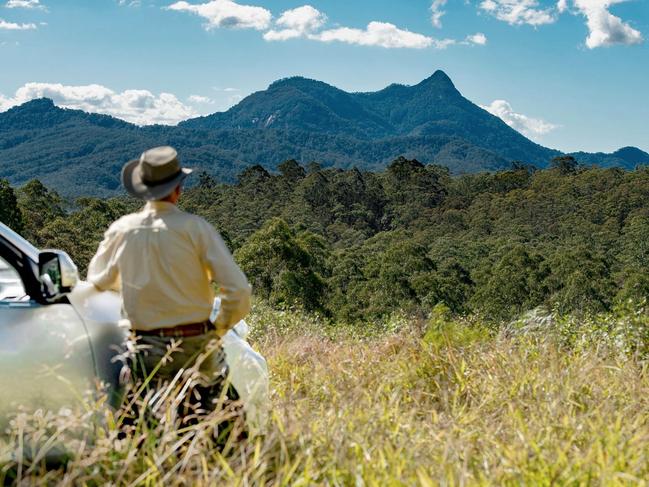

{"left": 0, "top": 70, "right": 647, "bottom": 197}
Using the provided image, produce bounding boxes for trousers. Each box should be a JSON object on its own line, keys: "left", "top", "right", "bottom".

{"left": 127, "top": 332, "right": 242, "bottom": 426}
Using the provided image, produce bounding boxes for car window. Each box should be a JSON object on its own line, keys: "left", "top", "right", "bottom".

{"left": 0, "top": 255, "right": 26, "bottom": 301}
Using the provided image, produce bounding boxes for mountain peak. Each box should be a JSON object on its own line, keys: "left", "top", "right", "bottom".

{"left": 612, "top": 146, "right": 649, "bottom": 164}
{"left": 0, "top": 97, "right": 131, "bottom": 131}
{"left": 418, "top": 70, "right": 456, "bottom": 90}
{"left": 269, "top": 76, "right": 330, "bottom": 91}
{"left": 11, "top": 97, "right": 56, "bottom": 113}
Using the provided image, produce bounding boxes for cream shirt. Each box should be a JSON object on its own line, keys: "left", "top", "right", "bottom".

{"left": 87, "top": 201, "right": 251, "bottom": 334}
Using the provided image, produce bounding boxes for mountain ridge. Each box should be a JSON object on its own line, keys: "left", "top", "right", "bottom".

{"left": 179, "top": 70, "right": 557, "bottom": 166}
{"left": 0, "top": 70, "right": 647, "bottom": 197}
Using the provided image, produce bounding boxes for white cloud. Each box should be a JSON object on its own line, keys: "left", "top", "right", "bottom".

{"left": 572, "top": 0, "right": 643, "bottom": 48}
{"left": 118, "top": 0, "right": 142, "bottom": 6}
{"left": 5, "top": 0, "right": 45, "bottom": 9}
{"left": 481, "top": 99, "right": 558, "bottom": 139}
{"left": 263, "top": 5, "right": 327, "bottom": 41}
{"left": 0, "top": 18, "right": 36, "bottom": 29}
{"left": 263, "top": 9, "right": 449, "bottom": 49}
{"left": 0, "top": 94, "right": 16, "bottom": 111}
{"left": 0, "top": 83, "right": 198, "bottom": 125}
{"left": 188, "top": 94, "right": 214, "bottom": 104}
{"left": 479, "top": 0, "right": 557, "bottom": 26}
{"left": 166, "top": 0, "right": 272, "bottom": 30}
{"left": 557, "top": 0, "right": 569, "bottom": 12}
{"left": 430, "top": 0, "right": 448, "bottom": 28}
{"left": 478, "top": 0, "right": 643, "bottom": 48}
{"left": 465, "top": 32, "right": 488, "bottom": 44}
{"left": 312, "top": 21, "right": 451, "bottom": 49}
{"left": 168, "top": 2, "right": 482, "bottom": 51}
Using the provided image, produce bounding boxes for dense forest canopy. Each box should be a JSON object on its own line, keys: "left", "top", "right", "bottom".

{"left": 2, "top": 156, "right": 649, "bottom": 323}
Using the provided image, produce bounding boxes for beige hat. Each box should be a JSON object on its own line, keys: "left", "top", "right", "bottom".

{"left": 122, "top": 146, "right": 193, "bottom": 200}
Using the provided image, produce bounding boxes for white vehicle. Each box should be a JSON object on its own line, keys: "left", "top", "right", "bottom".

{"left": 0, "top": 222, "right": 269, "bottom": 435}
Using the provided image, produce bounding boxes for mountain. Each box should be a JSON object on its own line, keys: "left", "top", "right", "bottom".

{"left": 0, "top": 71, "right": 647, "bottom": 197}
{"left": 181, "top": 71, "right": 556, "bottom": 166}
{"left": 568, "top": 146, "right": 649, "bottom": 169}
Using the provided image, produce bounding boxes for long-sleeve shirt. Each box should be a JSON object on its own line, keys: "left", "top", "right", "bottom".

{"left": 87, "top": 201, "right": 251, "bottom": 334}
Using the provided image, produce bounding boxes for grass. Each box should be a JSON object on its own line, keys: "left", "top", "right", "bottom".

{"left": 2, "top": 304, "right": 649, "bottom": 485}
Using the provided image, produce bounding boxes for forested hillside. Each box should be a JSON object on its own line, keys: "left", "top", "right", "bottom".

{"left": 3, "top": 156, "right": 649, "bottom": 322}
{"left": 1, "top": 71, "right": 647, "bottom": 197}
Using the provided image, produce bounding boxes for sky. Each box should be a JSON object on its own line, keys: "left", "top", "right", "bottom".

{"left": 0, "top": 0, "right": 647, "bottom": 154}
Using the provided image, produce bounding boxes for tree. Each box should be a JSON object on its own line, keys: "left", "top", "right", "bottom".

{"left": 550, "top": 156, "right": 579, "bottom": 175}
{"left": 16, "top": 179, "right": 65, "bottom": 245}
{"left": 234, "top": 218, "right": 329, "bottom": 311}
{"left": 545, "top": 245, "right": 614, "bottom": 315}
{"left": 470, "top": 245, "right": 547, "bottom": 321}
{"left": 616, "top": 214, "right": 649, "bottom": 303}
{"left": 0, "top": 179, "right": 24, "bottom": 233}
{"left": 197, "top": 171, "right": 217, "bottom": 189}
{"left": 237, "top": 165, "right": 271, "bottom": 187}
{"left": 277, "top": 159, "right": 306, "bottom": 182}
{"left": 382, "top": 157, "right": 446, "bottom": 227}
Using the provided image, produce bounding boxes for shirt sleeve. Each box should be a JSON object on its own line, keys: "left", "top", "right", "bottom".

{"left": 87, "top": 227, "right": 122, "bottom": 292}
{"left": 199, "top": 220, "right": 252, "bottom": 334}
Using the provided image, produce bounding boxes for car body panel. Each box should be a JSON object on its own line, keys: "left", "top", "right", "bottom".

{"left": 0, "top": 300, "right": 95, "bottom": 431}
{"left": 67, "top": 282, "right": 129, "bottom": 407}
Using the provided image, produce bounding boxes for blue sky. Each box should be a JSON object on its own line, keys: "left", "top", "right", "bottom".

{"left": 0, "top": 0, "right": 647, "bottom": 153}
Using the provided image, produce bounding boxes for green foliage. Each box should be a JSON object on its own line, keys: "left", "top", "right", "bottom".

{"left": 470, "top": 245, "right": 548, "bottom": 321}
{"left": 234, "top": 218, "right": 329, "bottom": 311}
{"left": 422, "top": 303, "right": 491, "bottom": 349}
{"left": 550, "top": 155, "right": 580, "bottom": 174}
{"left": 9, "top": 161, "right": 649, "bottom": 323}
{"left": 16, "top": 179, "right": 65, "bottom": 245}
{"left": 0, "top": 178, "right": 23, "bottom": 232}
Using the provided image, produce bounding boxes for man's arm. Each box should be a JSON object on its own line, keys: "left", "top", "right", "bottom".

{"left": 200, "top": 220, "right": 252, "bottom": 335}
{"left": 87, "top": 228, "right": 122, "bottom": 292}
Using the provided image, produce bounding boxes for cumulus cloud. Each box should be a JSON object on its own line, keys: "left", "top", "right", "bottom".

{"left": 479, "top": 0, "right": 557, "bottom": 25}
{"left": 0, "top": 18, "right": 36, "bottom": 29}
{"left": 166, "top": 0, "right": 272, "bottom": 30}
{"left": 188, "top": 94, "right": 214, "bottom": 104}
{"left": 168, "top": 2, "right": 488, "bottom": 50}
{"left": 465, "top": 32, "right": 488, "bottom": 44}
{"left": 5, "top": 0, "right": 45, "bottom": 9}
{"left": 481, "top": 99, "right": 558, "bottom": 139}
{"left": 0, "top": 94, "right": 16, "bottom": 112}
{"left": 430, "top": 0, "right": 448, "bottom": 28}
{"left": 572, "top": 0, "right": 643, "bottom": 48}
{"left": 478, "top": 0, "right": 642, "bottom": 48}
{"left": 263, "top": 5, "right": 327, "bottom": 41}
{"left": 0, "top": 83, "right": 198, "bottom": 125}
{"left": 312, "top": 21, "right": 452, "bottom": 49}
{"left": 263, "top": 8, "right": 449, "bottom": 49}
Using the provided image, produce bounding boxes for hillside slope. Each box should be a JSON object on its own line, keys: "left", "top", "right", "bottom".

{"left": 0, "top": 72, "right": 646, "bottom": 197}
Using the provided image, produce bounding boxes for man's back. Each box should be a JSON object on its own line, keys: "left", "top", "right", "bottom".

{"left": 88, "top": 200, "right": 251, "bottom": 332}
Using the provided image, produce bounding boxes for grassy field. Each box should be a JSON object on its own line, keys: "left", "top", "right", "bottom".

{"left": 2, "top": 305, "right": 649, "bottom": 485}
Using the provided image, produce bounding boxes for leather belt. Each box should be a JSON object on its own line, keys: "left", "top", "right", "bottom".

{"left": 134, "top": 320, "right": 215, "bottom": 338}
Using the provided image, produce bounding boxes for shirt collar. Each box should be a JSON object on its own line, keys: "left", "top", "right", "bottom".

{"left": 145, "top": 201, "right": 179, "bottom": 213}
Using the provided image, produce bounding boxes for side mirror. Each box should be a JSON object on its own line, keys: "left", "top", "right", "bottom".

{"left": 38, "top": 250, "right": 79, "bottom": 302}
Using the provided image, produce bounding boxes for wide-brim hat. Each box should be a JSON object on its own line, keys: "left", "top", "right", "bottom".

{"left": 122, "top": 146, "right": 193, "bottom": 201}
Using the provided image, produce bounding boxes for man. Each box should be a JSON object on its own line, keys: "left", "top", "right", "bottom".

{"left": 87, "top": 146, "right": 251, "bottom": 424}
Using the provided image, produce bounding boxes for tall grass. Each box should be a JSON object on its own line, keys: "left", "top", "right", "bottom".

{"left": 2, "top": 304, "right": 649, "bottom": 485}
